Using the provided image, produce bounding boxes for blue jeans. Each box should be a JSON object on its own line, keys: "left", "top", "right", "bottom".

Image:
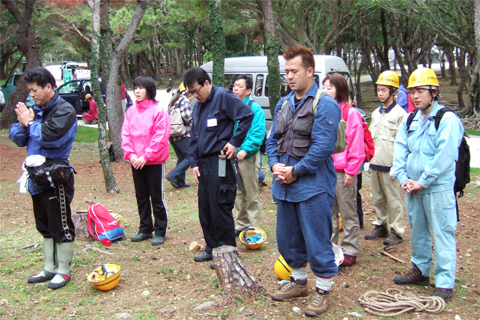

{"left": 166, "top": 136, "right": 190, "bottom": 186}
{"left": 258, "top": 154, "right": 265, "bottom": 183}
{"left": 276, "top": 192, "right": 338, "bottom": 278}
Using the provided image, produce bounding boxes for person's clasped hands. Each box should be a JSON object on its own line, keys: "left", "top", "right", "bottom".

{"left": 129, "top": 154, "right": 146, "bottom": 170}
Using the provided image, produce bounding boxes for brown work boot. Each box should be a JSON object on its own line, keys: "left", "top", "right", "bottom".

{"left": 383, "top": 230, "right": 404, "bottom": 246}
{"left": 432, "top": 287, "right": 454, "bottom": 303}
{"left": 305, "top": 288, "right": 329, "bottom": 317}
{"left": 271, "top": 277, "right": 308, "bottom": 301}
{"left": 394, "top": 263, "right": 430, "bottom": 286}
{"left": 365, "top": 225, "right": 389, "bottom": 240}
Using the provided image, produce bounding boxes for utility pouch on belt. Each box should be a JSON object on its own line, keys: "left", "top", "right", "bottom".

{"left": 218, "top": 154, "right": 226, "bottom": 177}
{"left": 26, "top": 158, "right": 75, "bottom": 189}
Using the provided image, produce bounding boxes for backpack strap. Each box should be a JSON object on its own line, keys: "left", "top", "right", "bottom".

{"left": 406, "top": 109, "right": 419, "bottom": 131}
{"left": 247, "top": 100, "right": 253, "bottom": 108}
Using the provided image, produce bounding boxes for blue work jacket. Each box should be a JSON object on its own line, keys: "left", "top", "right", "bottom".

{"left": 392, "top": 101, "right": 464, "bottom": 193}
{"left": 9, "top": 93, "right": 77, "bottom": 195}
{"left": 266, "top": 83, "right": 340, "bottom": 202}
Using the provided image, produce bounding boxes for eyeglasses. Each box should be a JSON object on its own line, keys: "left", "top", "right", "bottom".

{"left": 188, "top": 85, "right": 203, "bottom": 97}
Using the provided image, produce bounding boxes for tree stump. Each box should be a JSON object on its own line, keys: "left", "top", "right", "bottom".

{"left": 72, "top": 212, "right": 94, "bottom": 242}
{"left": 212, "top": 245, "right": 265, "bottom": 294}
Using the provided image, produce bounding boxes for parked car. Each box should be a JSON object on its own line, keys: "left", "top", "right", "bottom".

{"left": 0, "top": 72, "right": 35, "bottom": 112}
{"left": 201, "top": 55, "right": 354, "bottom": 130}
{"left": 57, "top": 78, "right": 105, "bottom": 116}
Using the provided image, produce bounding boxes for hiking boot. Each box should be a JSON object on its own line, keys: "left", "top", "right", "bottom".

{"left": 383, "top": 231, "right": 404, "bottom": 246}
{"left": 166, "top": 176, "right": 180, "bottom": 189}
{"left": 365, "top": 225, "right": 389, "bottom": 240}
{"left": 304, "top": 288, "right": 329, "bottom": 317}
{"left": 394, "top": 263, "right": 430, "bottom": 286}
{"left": 194, "top": 251, "right": 213, "bottom": 262}
{"left": 152, "top": 235, "right": 165, "bottom": 246}
{"left": 340, "top": 254, "right": 357, "bottom": 267}
{"left": 131, "top": 233, "right": 153, "bottom": 242}
{"left": 28, "top": 269, "right": 56, "bottom": 284}
{"left": 432, "top": 287, "right": 454, "bottom": 303}
{"left": 271, "top": 277, "right": 308, "bottom": 301}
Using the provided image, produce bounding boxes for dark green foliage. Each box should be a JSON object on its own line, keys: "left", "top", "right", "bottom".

{"left": 208, "top": 0, "right": 225, "bottom": 86}
{"left": 265, "top": 32, "right": 280, "bottom": 116}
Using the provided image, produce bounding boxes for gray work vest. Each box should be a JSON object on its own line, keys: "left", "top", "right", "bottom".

{"left": 275, "top": 93, "right": 325, "bottom": 160}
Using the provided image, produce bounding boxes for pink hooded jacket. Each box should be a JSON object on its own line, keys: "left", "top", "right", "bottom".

{"left": 122, "top": 99, "right": 170, "bottom": 165}
{"left": 332, "top": 101, "right": 365, "bottom": 176}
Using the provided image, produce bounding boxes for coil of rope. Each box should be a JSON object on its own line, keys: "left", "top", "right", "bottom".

{"left": 359, "top": 288, "right": 445, "bottom": 317}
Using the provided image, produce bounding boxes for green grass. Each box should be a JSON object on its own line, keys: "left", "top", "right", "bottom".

{"left": 465, "top": 128, "right": 480, "bottom": 136}
{"left": 471, "top": 168, "right": 480, "bottom": 175}
{"left": 74, "top": 125, "right": 100, "bottom": 143}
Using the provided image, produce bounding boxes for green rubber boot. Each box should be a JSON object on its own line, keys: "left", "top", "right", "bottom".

{"left": 48, "top": 242, "right": 75, "bottom": 290}
{"left": 28, "top": 238, "right": 57, "bottom": 284}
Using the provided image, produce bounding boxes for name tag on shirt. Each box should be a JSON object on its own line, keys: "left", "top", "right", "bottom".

{"left": 207, "top": 118, "right": 217, "bottom": 127}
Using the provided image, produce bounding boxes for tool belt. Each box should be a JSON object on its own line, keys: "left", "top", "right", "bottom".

{"left": 26, "top": 158, "right": 74, "bottom": 189}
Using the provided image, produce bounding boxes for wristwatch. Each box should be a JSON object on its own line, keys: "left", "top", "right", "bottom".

{"left": 27, "top": 120, "right": 34, "bottom": 128}
{"left": 291, "top": 167, "right": 298, "bottom": 178}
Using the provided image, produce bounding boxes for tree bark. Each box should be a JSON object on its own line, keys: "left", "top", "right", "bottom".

{"left": 72, "top": 213, "right": 95, "bottom": 242}
{"left": 256, "top": 0, "right": 281, "bottom": 116}
{"left": 86, "top": 0, "right": 119, "bottom": 193}
{"left": 0, "top": 0, "right": 41, "bottom": 129}
{"left": 105, "top": 0, "right": 147, "bottom": 162}
{"left": 212, "top": 246, "right": 265, "bottom": 294}
{"left": 472, "top": 0, "right": 480, "bottom": 113}
{"left": 209, "top": 0, "right": 225, "bottom": 86}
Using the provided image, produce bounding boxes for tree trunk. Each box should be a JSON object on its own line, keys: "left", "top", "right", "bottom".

{"left": 0, "top": 0, "right": 41, "bottom": 129}
{"left": 212, "top": 246, "right": 265, "bottom": 294}
{"left": 105, "top": 0, "right": 147, "bottom": 162}
{"left": 256, "top": 0, "right": 281, "bottom": 116}
{"left": 472, "top": 0, "right": 480, "bottom": 113}
{"left": 209, "top": 0, "right": 225, "bottom": 86}
{"left": 72, "top": 213, "right": 95, "bottom": 242}
{"left": 87, "top": 0, "right": 119, "bottom": 194}
{"left": 456, "top": 48, "right": 467, "bottom": 109}
{"left": 445, "top": 44, "right": 458, "bottom": 86}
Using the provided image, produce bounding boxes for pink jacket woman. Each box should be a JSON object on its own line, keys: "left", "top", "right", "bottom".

{"left": 122, "top": 98, "right": 170, "bottom": 165}
{"left": 332, "top": 101, "right": 365, "bottom": 176}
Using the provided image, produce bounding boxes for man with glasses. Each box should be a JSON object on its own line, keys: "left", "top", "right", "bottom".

{"left": 392, "top": 68, "right": 463, "bottom": 303}
{"left": 183, "top": 67, "right": 253, "bottom": 265}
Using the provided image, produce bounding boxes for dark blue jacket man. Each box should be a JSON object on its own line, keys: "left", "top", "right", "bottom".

{"left": 9, "top": 67, "right": 77, "bottom": 290}
{"left": 184, "top": 67, "right": 253, "bottom": 264}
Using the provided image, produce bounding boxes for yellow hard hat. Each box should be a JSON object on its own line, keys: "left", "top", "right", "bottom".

{"left": 239, "top": 227, "right": 266, "bottom": 250}
{"left": 85, "top": 93, "right": 92, "bottom": 100}
{"left": 179, "top": 82, "right": 186, "bottom": 92}
{"left": 408, "top": 68, "right": 439, "bottom": 88}
{"left": 274, "top": 255, "right": 292, "bottom": 280}
{"left": 87, "top": 264, "right": 121, "bottom": 291}
{"left": 376, "top": 71, "right": 399, "bottom": 88}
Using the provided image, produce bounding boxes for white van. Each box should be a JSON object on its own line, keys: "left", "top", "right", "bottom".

{"left": 201, "top": 55, "right": 354, "bottom": 128}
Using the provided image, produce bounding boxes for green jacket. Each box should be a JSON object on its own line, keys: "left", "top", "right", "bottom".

{"left": 234, "top": 96, "right": 266, "bottom": 159}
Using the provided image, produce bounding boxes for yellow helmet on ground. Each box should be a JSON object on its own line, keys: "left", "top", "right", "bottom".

{"left": 274, "top": 255, "right": 292, "bottom": 280}
{"left": 376, "top": 71, "right": 399, "bottom": 88}
{"left": 87, "top": 264, "right": 121, "bottom": 291}
{"left": 408, "top": 68, "right": 439, "bottom": 88}
{"left": 239, "top": 227, "right": 266, "bottom": 250}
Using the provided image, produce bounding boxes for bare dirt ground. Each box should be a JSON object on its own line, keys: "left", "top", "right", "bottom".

{"left": 1, "top": 77, "right": 479, "bottom": 320}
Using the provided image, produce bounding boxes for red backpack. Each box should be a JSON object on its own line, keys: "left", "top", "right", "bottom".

{"left": 87, "top": 203, "right": 125, "bottom": 246}
{"left": 341, "top": 105, "right": 375, "bottom": 163}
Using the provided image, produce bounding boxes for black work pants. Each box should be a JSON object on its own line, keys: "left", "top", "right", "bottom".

{"left": 32, "top": 174, "right": 75, "bottom": 243}
{"left": 131, "top": 164, "right": 168, "bottom": 236}
{"left": 197, "top": 154, "right": 237, "bottom": 254}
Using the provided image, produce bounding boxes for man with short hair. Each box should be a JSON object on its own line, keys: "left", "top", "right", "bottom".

{"left": 9, "top": 67, "right": 77, "bottom": 290}
{"left": 232, "top": 75, "right": 266, "bottom": 236}
{"left": 365, "top": 71, "right": 407, "bottom": 245}
{"left": 392, "top": 68, "right": 463, "bottom": 303}
{"left": 266, "top": 45, "right": 341, "bottom": 316}
{"left": 183, "top": 67, "right": 253, "bottom": 264}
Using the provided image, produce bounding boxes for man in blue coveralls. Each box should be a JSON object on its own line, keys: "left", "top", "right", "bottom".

{"left": 392, "top": 68, "right": 463, "bottom": 303}
{"left": 266, "top": 45, "right": 341, "bottom": 316}
{"left": 183, "top": 67, "right": 253, "bottom": 264}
